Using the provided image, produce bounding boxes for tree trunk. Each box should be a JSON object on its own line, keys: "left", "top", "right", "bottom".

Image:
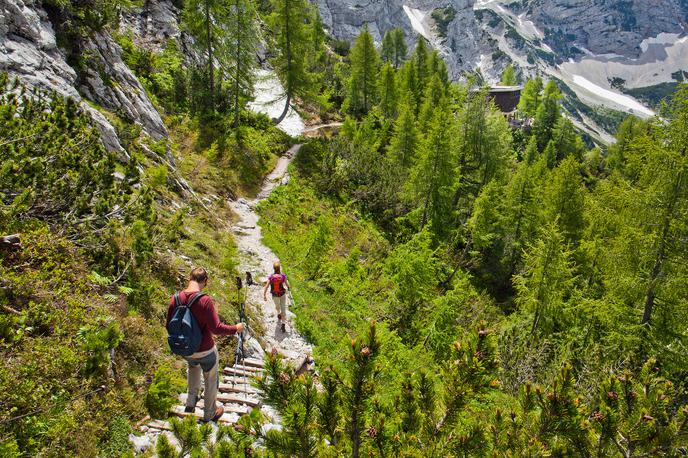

{"left": 232, "top": 0, "right": 241, "bottom": 128}
{"left": 204, "top": 0, "right": 215, "bottom": 112}
{"left": 274, "top": 0, "right": 292, "bottom": 125}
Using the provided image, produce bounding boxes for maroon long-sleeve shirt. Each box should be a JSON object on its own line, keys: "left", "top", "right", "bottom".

{"left": 167, "top": 290, "right": 238, "bottom": 352}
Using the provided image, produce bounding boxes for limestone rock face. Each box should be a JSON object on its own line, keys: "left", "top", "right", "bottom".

{"left": 0, "top": 0, "right": 170, "bottom": 151}
{"left": 528, "top": 0, "right": 688, "bottom": 58}
{"left": 78, "top": 31, "right": 167, "bottom": 140}
{"left": 0, "top": 0, "right": 125, "bottom": 152}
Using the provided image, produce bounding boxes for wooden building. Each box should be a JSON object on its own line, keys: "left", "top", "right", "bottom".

{"left": 487, "top": 85, "right": 523, "bottom": 113}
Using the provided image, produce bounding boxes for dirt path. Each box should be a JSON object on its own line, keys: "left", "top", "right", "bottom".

{"left": 229, "top": 142, "right": 312, "bottom": 363}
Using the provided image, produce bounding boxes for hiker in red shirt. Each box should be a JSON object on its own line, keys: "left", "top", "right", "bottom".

{"left": 166, "top": 267, "right": 245, "bottom": 422}
{"left": 263, "top": 261, "right": 290, "bottom": 333}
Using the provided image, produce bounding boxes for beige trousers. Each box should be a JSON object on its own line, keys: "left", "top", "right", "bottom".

{"left": 272, "top": 294, "right": 287, "bottom": 320}
{"left": 184, "top": 345, "right": 219, "bottom": 421}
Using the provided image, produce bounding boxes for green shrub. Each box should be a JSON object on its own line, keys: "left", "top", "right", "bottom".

{"left": 98, "top": 415, "right": 134, "bottom": 457}
{"left": 145, "top": 366, "right": 185, "bottom": 419}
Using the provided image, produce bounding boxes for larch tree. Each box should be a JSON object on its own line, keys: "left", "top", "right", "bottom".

{"left": 183, "top": 0, "right": 230, "bottom": 112}
{"left": 515, "top": 223, "right": 575, "bottom": 337}
{"left": 269, "top": 0, "right": 314, "bottom": 124}
{"left": 388, "top": 99, "right": 419, "bottom": 174}
{"left": 382, "top": 28, "right": 407, "bottom": 68}
{"left": 517, "top": 76, "right": 543, "bottom": 117}
{"left": 534, "top": 80, "right": 562, "bottom": 151}
{"left": 347, "top": 25, "right": 380, "bottom": 116}
{"left": 378, "top": 62, "right": 398, "bottom": 119}
{"left": 412, "top": 36, "right": 430, "bottom": 107}
{"left": 500, "top": 63, "right": 518, "bottom": 85}
{"left": 226, "top": 0, "right": 258, "bottom": 127}
{"left": 544, "top": 156, "right": 586, "bottom": 247}
{"left": 409, "top": 97, "right": 457, "bottom": 239}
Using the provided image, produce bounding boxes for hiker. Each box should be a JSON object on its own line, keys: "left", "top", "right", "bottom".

{"left": 263, "top": 261, "right": 290, "bottom": 333}
{"left": 166, "top": 267, "right": 245, "bottom": 423}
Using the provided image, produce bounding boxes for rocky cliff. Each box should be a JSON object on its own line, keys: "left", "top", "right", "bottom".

{"left": 0, "top": 0, "right": 176, "bottom": 154}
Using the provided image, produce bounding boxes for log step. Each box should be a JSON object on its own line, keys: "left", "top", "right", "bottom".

{"left": 217, "top": 393, "right": 261, "bottom": 408}
{"left": 170, "top": 405, "right": 239, "bottom": 424}
{"left": 242, "top": 357, "right": 265, "bottom": 368}
{"left": 232, "top": 364, "right": 263, "bottom": 373}
{"left": 219, "top": 381, "right": 262, "bottom": 395}
{"left": 179, "top": 395, "right": 251, "bottom": 414}
{"left": 146, "top": 420, "right": 172, "bottom": 431}
{"left": 223, "top": 367, "right": 259, "bottom": 378}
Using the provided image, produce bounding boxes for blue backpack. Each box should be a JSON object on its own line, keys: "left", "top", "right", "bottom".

{"left": 167, "top": 292, "right": 206, "bottom": 356}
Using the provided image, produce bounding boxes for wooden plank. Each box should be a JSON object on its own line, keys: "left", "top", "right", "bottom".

{"left": 147, "top": 420, "right": 173, "bottom": 431}
{"left": 242, "top": 357, "right": 265, "bottom": 368}
{"left": 232, "top": 364, "right": 263, "bottom": 373}
{"left": 223, "top": 367, "right": 258, "bottom": 378}
{"left": 219, "top": 382, "right": 262, "bottom": 395}
{"left": 170, "top": 405, "right": 239, "bottom": 424}
{"left": 217, "top": 393, "right": 261, "bottom": 407}
{"left": 179, "top": 395, "right": 251, "bottom": 415}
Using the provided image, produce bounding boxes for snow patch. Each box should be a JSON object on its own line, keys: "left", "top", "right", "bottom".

{"left": 570, "top": 74, "right": 655, "bottom": 117}
{"left": 247, "top": 69, "right": 305, "bottom": 137}
{"left": 403, "top": 5, "right": 432, "bottom": 42}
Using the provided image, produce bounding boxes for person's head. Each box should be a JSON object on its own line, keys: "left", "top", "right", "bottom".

{"left": 189, "top": 267, "right": 208, "bottom": 289}
{"left": 273, "top": 261, "right": 281, "bottom": 274}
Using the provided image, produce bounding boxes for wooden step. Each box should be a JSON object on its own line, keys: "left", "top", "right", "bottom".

{"left": 217, "top": 392, "right": 261, "bottom": 408}
{"left": 170, "top": 405, "right": 239, "bottom": 424}
{"left": 146, "top": 420, "right": 173, "bottom": 431}
{"left": 232, "top": 364, "right": 263, "bottom": 373}
{"left": 219, "top": 382, "right": 262, "bottom": 395}
{"left": 242, "top": 357, "right": 265, "bottom": 368}
{"left": 223, "top": 367, "right": 259, "bottom": 378}
{"left": 179, "top": 395, "right": 251, "bottom": 415}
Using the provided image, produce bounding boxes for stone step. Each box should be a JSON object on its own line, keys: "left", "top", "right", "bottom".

{"left": 170, "top": 405, "right": 239, "bottom": 424}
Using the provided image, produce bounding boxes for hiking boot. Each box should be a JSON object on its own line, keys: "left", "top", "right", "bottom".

{"left": 277, "top": 313, "right": 282, "bottom": 321}
{"left": 184, "top": 394, "right": 197, "bottom": 413}
{"left": 203, "top": 406, "right": 224, "bottom": 423}
{"left": 281, "top": 322, "right": 286, "bottom": 333}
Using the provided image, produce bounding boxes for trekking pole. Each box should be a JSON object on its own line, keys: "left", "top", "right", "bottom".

{"left": 235, "top": 276, "right": 248, "bottom": 398}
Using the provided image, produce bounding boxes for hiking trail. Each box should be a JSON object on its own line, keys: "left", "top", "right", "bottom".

{"left": 133, "top": 134, "right": 334, "bottom": 453}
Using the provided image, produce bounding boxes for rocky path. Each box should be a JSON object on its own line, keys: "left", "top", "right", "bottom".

{"left": 133, "top": 142, "right": 313, "bottom": 453}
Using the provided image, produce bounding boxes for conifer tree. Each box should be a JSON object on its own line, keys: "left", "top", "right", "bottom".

{"left": 534, "top": 80, "right": 562, "bottom": 151}
{"left": 500, "top": 63, "right": 518, "bottom": 85}
{"left": 552, "top": 117, "right": 585, "bottom": 164}
{"left": 515, "top": 223, "right": 575, "bottom": 337}
{"left": 226, "top": 0, "right": 258, "bottom": 127}
{"left": 517, "top": 76, "right": 543, "bottom": 117}
{"left": 428, "top": 50, "right": 449, "bottom": 85}
{"left": 412, "top": 36, "right": 430, "bottom": 107}
{"left": 410, "top": 97, "right": 457, "bottom": 239}
{"left": 378, "top": 62, "right": 398, "bottom": 118}
{"left": 387, "top": 99, "right": 419, "bottom": 174}
{"left": 544, "top": 157, "right": 586, "bottom": 247}
{"left": 269, "top": 0, "right": 313, "bottom": 123}
{"left": 382, "top": 28, "right": 408, "bottom": 68}
{"left": 183, "top": 0, "right": 230, "bottom": 111}
{"left": 347, "top": 25, "right": 380, "bottom": 116}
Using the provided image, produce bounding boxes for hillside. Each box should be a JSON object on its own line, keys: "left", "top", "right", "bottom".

{"left": 1, "top": 0, "right": 688, "bottom": 456}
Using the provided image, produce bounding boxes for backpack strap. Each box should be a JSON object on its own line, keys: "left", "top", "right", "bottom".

{"left": 173, "top": 292, "right": 206, "bottom": 309}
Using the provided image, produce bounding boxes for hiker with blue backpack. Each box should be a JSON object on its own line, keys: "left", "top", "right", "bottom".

{"left": 166, "top": 267, "right": 245, "bottom": 423}
{"left": 263, "top": 261, "right": 290, "bottom": 333}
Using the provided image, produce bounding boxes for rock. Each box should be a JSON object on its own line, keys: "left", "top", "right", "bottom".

{"left": 128, "top": 433, "right": 153, "bottom": 453}
{"left": 78, "top": 31, "right": 168, "bottom": 140}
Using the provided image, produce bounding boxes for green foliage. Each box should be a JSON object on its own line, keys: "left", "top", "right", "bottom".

{"left": 381, "top": 28, "right": 407, "bottom": 69}
{"left": 346, "top": 25, "right": 380, "bottom": 116}
{"left": 518, "top": 76, "right": 543, "bottom": 117}
{"left": 99, "top": 415, "right": 134, "bottom": 457}
{"left": 78, "top": 321, "right": 124, "bottom": 377}
{"left": 500, "top": 63, "right": 518, "bottom": 85}
{"left": 145, "top": 366, "right": 186, "bottom": 419}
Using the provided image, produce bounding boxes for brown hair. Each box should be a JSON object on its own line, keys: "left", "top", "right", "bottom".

{"left": 273, "top": 261, "right": 281, "bottom": 274}
{"left": 189, "top": 267, "right": 208, "bottom": 284}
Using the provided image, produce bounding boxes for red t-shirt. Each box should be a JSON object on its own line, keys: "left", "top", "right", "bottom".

{"left": 166, "top": 291, "right": 238, "bottom": 352}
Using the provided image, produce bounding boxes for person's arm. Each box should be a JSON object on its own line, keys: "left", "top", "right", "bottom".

{"left": 284, "top": 277, "right": 291, "bottom": 291}
{"left": 203, "top": 297, "right": 239, "bottom": 336}
{"left": 263, "top": 278, "right": 270, "bottom": 301}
